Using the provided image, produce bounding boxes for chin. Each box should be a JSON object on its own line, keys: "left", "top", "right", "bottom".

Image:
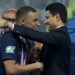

{"left": 34, "top": 28, "right": 38, "bottom": 30}
{"left": 48, "top": 28, "right": 52, "bottom": 31}
{"left": 35, "top": 29, "right": 38, "bottom": 30}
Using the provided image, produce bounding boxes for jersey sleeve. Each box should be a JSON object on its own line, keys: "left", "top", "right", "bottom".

{"left": 0, "top": 32, "right": 17, "bottom": 61}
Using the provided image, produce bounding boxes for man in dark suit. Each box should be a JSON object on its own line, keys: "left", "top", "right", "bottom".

{"left": 0, "top": 2, "right": 71, "bottom": 75}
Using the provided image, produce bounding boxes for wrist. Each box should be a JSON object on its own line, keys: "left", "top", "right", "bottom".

{"left": 34, "top": 62, "right": 43, "bottom": 69}
{"left": 3, "top": 21, "right": 14, "bottom": 29}
{"left": 3, "top": 21, "right": 8, "bottom": 27}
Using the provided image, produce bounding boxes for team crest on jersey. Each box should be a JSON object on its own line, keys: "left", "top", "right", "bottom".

{"left": 6, "top": 46, "right": 16, "bottom": 53}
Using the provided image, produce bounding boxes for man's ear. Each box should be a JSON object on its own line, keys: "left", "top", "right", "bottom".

{"left": 19, "top": 18, "right": 26, "bottom": 25}
{"left": 55, "top": 13, "right": 60, "bottom": 21}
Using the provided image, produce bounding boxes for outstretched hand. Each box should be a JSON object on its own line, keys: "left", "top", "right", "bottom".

{"left": 0, "top": 19, "right": 6, "bottom": 27}
{"left": 0, "top": 19, "right": 13, "bottom": 29}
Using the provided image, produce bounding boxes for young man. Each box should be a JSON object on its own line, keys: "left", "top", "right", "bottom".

{"left": 0, "top": 2, "right": 71, "bottom": 75}
{"left": 1, "top": 8, "right": 41, "bottom": 60}
{"left": 0, "top": 6, "right": 43, "bottom": 75}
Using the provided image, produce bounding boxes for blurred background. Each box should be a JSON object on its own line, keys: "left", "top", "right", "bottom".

{"left": 0, "top": 0, "right": 75, "bottom": 75}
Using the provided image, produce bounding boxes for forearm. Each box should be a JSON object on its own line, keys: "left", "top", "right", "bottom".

{"left": 13, "top": 25, "right": 57, "bottom": 45}
{"left": 13, "top": 25, "right": 49, "bottom": 44}
{"left": 0, "top": 19, "right": 57, "bottom": 45}
{"left": 14, "top": 62, "right": 42, "bottom": 74}
{"left": 4, "top": 61, "right": 43, "bottom": 75}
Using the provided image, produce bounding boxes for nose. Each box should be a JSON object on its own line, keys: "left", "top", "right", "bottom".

{"left": 36, "top": 22, "right": 40, "bottom": 28}
{"left": 44, "top": 20, "right": 47, "bottom": 24}
{"left": 10, "top": 20, "right": 14, "bottom": 23}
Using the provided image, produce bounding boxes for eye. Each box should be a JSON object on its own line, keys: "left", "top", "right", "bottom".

{"left": 46, "top": 16, "right": 49, "bottom": 19}
{"left": 33, "top": 19, "right": 38, "bottom": 22}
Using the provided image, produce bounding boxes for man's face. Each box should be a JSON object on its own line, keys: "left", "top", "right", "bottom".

{"left": 3, "top": 10, "right": 16, "bottom": 24}
{"left": 44, "top": 11, "right": 57, "bottom": 31}
{"left": 21, "top": 12, "right": 40, "bottom": 30}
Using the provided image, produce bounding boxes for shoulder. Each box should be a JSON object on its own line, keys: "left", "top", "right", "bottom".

{"left": 3, "top": 31, "right": 15, "bottom": 37}
{"left": 3, "top": 30, "right": 19, "bottom": 39}
{"left": 0, "top": 31, "right": 19, "bottom": 45}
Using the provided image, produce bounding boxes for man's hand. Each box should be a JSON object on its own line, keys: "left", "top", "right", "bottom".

{"left": 30, "top": 42, "right": 42, "bottom": 60}
{"left": 0, "top": 19, "right": 13, "bottom": 29}
{"left": 0, "top": 19, "right": 6, "bottom": 27}
{"left": 34, "top": 62, "right": 43, "bottom": 71}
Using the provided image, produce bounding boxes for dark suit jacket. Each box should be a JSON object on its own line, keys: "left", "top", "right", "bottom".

{"left": 13, "top": 25, "right": 71, "bottom": 75}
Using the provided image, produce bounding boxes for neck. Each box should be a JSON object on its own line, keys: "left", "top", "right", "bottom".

{"left": 55, "top": 21, "right": 65, "bottom": 28}
{"left": 49, "top": 22, "right": 65, "bottom": 31}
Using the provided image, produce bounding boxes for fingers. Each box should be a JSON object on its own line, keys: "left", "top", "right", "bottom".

{"left": 35, "top": 62, "right": 43, "bottom": 71}
{"left": 0, "top": 19, "right": 6, "bottom": 27}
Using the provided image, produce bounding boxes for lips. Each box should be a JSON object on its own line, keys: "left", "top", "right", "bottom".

{"left": 33, "top": 28, "right": 37, "bottom": 30}
{"left": 35, "top": 28, "right": 38, "bottom": 30}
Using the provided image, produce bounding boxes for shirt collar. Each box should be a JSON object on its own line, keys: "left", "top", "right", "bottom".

{"left": 56, "top": 25, "right": 64, "bottom": 29}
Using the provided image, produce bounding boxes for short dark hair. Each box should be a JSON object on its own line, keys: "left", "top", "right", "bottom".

{"left": 16, "top": 6, "right": 36, "bottom": 22}
{"left": 46, "top": 2, "right": 67, "bottom": 24}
